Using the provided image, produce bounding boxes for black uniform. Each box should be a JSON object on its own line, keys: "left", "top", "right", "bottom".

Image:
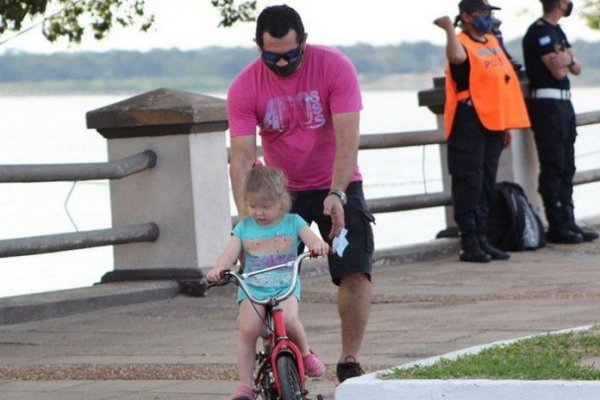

{"left": 448, "top": 59, "right": 504, "bottom": 237}
{"left": 522, "top": 18, "right": 596, "bottom": 242}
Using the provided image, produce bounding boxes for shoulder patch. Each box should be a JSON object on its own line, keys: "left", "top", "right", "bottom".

{"left": 538, "top": 35, "right": 552, "bottom": 46}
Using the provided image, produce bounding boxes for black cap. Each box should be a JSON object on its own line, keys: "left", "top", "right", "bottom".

{"left": 458, "top": 0, "right": 501, "bottom": 13}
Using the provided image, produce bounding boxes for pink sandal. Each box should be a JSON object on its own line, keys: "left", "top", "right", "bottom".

{"left": 303, "top": 350, "right": 326, "bottom": 377}
{"left": 231, "top": 384, "right": 255, "bottom": 400}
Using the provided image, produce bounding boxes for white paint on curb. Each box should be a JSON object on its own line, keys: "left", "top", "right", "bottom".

{"left": 335, "top": 325, "right": 598, "bottom": 400}
{"left": 336, "top": 379, "right": 600, "bottom": 400}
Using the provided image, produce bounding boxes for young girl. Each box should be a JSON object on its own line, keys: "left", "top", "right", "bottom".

{"left": 206, "top": 165, "right": 328, "bottom": 400}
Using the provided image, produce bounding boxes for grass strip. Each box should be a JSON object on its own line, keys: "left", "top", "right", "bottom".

{"left": 381, "top": 324, "right": 600, "bottom": 380}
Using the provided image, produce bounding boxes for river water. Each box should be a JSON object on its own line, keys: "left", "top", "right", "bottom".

{"left": 1, "top": 88, "right": 599, "bottom": 298}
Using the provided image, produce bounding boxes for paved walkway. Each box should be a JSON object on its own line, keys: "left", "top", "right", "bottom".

{"left": 1, "top": 225, "right": 600, "bottom": 399}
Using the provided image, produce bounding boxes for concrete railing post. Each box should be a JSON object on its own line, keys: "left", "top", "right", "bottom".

{"left": 86, "top": 88, "right": 231, "bottom": 281}
{"left": 418, "top": 77, "right": 456, "bottom": 232}
{"left": 418, "top": 75, "right": 545, "bottom": 231}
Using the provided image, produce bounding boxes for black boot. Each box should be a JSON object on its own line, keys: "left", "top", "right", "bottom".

{"left": 478, "top": 233, "right": 510, "bottom": 260}
{"left": 544, "top": 198, "right": 583, "bottom": 244}
{"left": 459, "top": 232, "right": 491, "bottom": 263}
{"left": 569, "top": 224, "right": 598, "bottom": 242}
{"left": 562, "top": 202, "right": 599, "bottom": 242}
{"left": 546, "top": 228, "right": 583, "bottom": 244}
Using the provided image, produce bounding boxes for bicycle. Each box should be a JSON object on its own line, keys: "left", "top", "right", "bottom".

{"left": 208, "top": 251, "right": 324, "bottom": 400}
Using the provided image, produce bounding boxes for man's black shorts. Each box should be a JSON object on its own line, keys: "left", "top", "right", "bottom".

{"left": 290, "top": 181, "right": 375, "bottom": 286}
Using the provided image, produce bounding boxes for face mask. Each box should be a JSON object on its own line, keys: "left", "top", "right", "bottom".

{"left": 564, "top": 1, "right": 573, "bottom": 17}
{"left": 265, "top": 51, "right": 304, "bottom": 78}
{"left": 472, "top": 15, "right": 493, "bottom": 34}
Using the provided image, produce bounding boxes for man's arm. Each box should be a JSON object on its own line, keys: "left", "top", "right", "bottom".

{"left": 229, "top": 135, "right": 257, "bottom": 216}
{"left": 323, "top": 111, "right": 360, "bottom": 238}
{"left": 566, "top": 48, "right": 582, "bottom": 76}
{"left": 330, "top": 111, "right": 360, "bottom": 192}
{"left": 434, "top": 16, "right": 467, "bottom": 65}
{"left": 205, "top": 235, "right": 242, "bottom": 283}
{"left": 541, "top": 49, "right": 581, "bottom": 80}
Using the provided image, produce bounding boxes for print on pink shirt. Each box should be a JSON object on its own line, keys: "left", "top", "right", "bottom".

{"left": 263, "top": 90, "right": 326, "bottom": 132}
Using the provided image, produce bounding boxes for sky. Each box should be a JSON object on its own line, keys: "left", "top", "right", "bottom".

{"left": 0, "top": 0, "right": 597, "bottom": 54}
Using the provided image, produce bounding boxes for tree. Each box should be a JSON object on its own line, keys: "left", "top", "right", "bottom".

{"left": 0, "top": 0, "right": 256, "bottom": 44}
{"left": 582, "top": 0, "right": 600, "bottom": 29}
{"left": 1, "top": 1, "right": 597, "bottom": 46}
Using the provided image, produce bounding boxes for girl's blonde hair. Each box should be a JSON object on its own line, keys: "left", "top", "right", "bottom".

{"left": 243, "top": 165, "right": 291, "bottom": 215}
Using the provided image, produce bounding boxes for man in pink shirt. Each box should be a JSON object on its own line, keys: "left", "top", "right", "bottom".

{"left": 227, "top": 4, "right": 374, "bottom": 386}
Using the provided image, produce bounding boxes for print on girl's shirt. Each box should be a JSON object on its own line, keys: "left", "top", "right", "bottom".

{"left": 263, "top": 90, "right": 326, "bottom": 132}
{"left": 244, "top": 236, "right": 294, "bottom": 254}
{"left": 243, "top": 235, "right": 296, "bottom": 288}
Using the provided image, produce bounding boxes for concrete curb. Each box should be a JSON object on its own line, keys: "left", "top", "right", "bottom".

{"left": 0, "top": 281, "right": 179, "bottom": 325}
{"left": 336, "top": 325, "right": 600, "bottom": 400}
{"left": 336, "top": 380, "right": 600, "bottom": 400}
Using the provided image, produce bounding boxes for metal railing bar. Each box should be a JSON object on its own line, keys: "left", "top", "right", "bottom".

{"left": 0, "top": 223, "right": 159, "bottom": 258}
{"left": 226, "top": 108, "right": 594, "bottom": 161}
{"left": 226, "top": 129, "right": 442, "bottom": 161}
{"left": 573, "top": 167, "right": 600, "bottom": 186}
{"left": 0, "top": 150, "right": 157, "bottom": 183}
{"left": 229, "top": 166, "right": 598, "bottom": 221}
{"left": 364, "top": 167, "right": 600, "bottom": 215}
{"left": 366, "top": 192, "right": 452, "bottom": 214}
{"left": 576, "top": 110, "right": 600, "bottom": 127}
{"left": 229, "top": 191, "right": 452, "bottom": 226}
{"left": 359, "top": 129, "right": 444, "bottom": 149}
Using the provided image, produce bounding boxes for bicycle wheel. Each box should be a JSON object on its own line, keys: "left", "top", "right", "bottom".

{"left": 276, "top": 353, "right": 304, "bottom": 400}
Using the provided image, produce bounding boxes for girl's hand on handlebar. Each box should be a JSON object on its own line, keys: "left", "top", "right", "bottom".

{"left": 309, "top": 240, "right": 330, "bottom": 257}
{"left": 206, "top": 267, "right": 226, "bottom": 284}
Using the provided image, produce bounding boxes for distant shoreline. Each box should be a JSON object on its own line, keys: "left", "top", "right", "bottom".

{"left": 1, "top": 71, "right": 598, "bottom": 96}
{"left": 0, "top": 73, "right": 438, "bottom": 96}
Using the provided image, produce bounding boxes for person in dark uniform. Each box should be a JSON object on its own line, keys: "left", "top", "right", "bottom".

{"left": 522, "top": 0, "right": 598, "bottom": 243}
{"left": 434, "top": 0, "right": 530, "bottom": 263}
{"left": 491, "top": 16, "right": 522, "bottom": 71}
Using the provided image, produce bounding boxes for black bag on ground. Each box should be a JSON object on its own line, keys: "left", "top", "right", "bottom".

{"left": 486, "top": 181, "right": 546, "bottom": 251}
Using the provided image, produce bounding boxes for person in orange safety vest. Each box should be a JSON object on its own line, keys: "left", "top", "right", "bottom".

{"left": 434, "top": 0, "right": 530, "bottom": 263}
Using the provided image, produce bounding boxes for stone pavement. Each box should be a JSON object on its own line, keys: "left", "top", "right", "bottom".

{"left": 1, "top": 225, "right": 600, "bottom": 399}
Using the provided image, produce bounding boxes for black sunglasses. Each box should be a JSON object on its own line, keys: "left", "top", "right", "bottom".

{"left": 261, "top": 44, "right": 302, "bottom": 64}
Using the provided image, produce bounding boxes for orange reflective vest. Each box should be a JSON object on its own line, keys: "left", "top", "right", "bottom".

{"left": 444, "top": 32, "right": 530, "bottom": 138}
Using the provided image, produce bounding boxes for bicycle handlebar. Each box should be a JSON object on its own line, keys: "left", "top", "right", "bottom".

{"left": 212, "top": 252, "right": 312, "bottom": 306}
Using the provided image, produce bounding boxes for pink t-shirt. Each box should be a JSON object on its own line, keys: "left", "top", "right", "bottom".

{"left": 227, "top": 44, "right": 363, "bottom": 190}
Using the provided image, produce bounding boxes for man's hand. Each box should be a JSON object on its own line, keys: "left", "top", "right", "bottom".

{"left": 323, "top": 194, "right": 345, "bottom": 239}
{"left": 547, "top": 51, "right": 572, "bottom": 69}
{"left": 434, "top": 16, "right": 454, "bottom": 32}
{"left": 541, "top": 51, "right": 571, "bottom": 79}
{"left": 434, "top": 15, "right": 467, "bottom": 65}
